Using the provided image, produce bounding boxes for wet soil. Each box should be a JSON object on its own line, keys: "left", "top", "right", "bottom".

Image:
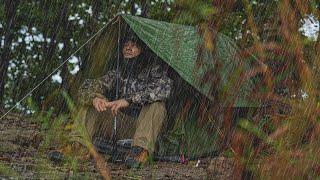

{"left": 0, "top": 112, "right": 233, "bottom": 179}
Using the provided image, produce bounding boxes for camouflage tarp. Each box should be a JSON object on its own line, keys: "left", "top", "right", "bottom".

{"left": 85, "top": 14, "right": 260, "bottom": 107}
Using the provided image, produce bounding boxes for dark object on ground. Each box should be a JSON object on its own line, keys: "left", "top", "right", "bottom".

{"left": 125, "top": 146, "right": 149, "bottom": 169}
{"left": 93, "top": 137, "right": 132, "bottom": 163}
{"left": 93, "top": 137, "right": 219, "bottom": 164}
{"left": 47, "top": 137, "right": 220, "bottom": 164}
{"left": 48, "top": 151, "right": 65, "bottom": 163}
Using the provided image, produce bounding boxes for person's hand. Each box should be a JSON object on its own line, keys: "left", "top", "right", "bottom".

{"left": 104, "top": 99, "right": 129, "bottom": 116}
{"left": 92, "top": 97, "right": 108, "bottom": 112}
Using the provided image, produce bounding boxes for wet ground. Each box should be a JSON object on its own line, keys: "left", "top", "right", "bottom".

{"left": 0, "top": 112, "right": 234, "bottom": 179}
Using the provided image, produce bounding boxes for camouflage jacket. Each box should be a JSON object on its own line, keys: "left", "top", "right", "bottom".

{"left": 78, "top": 62, "right": 173, "bottom": 108}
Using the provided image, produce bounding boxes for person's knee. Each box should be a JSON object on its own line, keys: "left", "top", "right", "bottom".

{"left": 150, "top": 101, "right": 166, "bottom": 111}
{"left": 144, "top": 102, "right": 167, "bottom": 118}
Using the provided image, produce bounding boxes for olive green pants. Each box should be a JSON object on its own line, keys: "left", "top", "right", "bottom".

{"left": 83, "top": 102, "right": 167, "bottom": 152}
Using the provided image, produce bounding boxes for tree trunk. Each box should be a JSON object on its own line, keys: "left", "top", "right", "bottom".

{"left": 0, "top": 0, "right": 20, "bottom": 108}
{"left": 130, "top": 1, "right": 137, "bottom": 15}
{"left": 141, "top": 0, "right": 148, "bottom": 17}
{"left": 43, "top": 2, "right": 68, "bottom": 68}
{"left": 42, "top": 2, "right": 70, "bottom": 112}
{"left": 33, "top": 2, "right": 69, "bottom": 108}
{"left": 58, "top": 3, "right": 73, "bottom": 114}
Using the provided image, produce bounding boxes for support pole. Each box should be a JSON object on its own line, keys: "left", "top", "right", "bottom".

{"left": 111, "top": 16, "right": 121, "bottom": 162}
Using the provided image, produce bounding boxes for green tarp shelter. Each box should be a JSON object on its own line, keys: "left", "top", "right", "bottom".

{"left": 86, "top": 14, "right": 260, "bottom": 108}
{"left": 83, "top": 14, "right": 263, "bottom": 156}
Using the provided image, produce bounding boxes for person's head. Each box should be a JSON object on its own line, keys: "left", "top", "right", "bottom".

{"left": 122, "top": 40, "right": 142, "bottom": 59}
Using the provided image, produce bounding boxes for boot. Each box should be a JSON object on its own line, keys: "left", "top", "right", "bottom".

{"left": 125, "top": 146, "right": 149, "bottom": 168}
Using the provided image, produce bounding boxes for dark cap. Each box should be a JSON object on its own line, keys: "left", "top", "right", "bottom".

{"left": 122, "top": 31, "right": 145, "bottom": 49}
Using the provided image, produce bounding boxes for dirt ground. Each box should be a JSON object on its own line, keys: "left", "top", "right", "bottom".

{"left": 0, "top": 112, "right": 234, "bottom": 179}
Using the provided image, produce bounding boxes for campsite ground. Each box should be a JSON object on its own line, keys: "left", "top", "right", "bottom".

{"left": 0, "top": 112, "right": 234, "bottom": 179}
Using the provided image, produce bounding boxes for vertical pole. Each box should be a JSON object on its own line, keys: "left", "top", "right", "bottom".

{"left": 111, "top": 16, "right": 121, "bottom": 162}
{"left": 114, "top": 16, "right": 121, "bottom": 138}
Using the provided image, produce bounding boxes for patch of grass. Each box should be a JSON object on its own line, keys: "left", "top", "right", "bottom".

{"left": 0, "top": 162, "right": 19, "bottom": 177}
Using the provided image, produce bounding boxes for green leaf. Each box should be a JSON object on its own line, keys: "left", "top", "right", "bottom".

{"left": 238, "top": 118, "right": 268, "bottom": 141}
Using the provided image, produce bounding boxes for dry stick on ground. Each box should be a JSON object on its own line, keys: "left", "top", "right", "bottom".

{"left": 85, "top": 142, "right": 111, "bottom": 180}
{"left": 73, "top": 108, "right": 112, "bottom": 180}
{"left": 76, "top": 133, "right": 112, "bottom": 180}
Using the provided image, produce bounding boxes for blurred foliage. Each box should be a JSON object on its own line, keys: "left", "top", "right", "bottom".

{"left": 0, "top": 0, "right": 320, "bottom": 179}
{"left": 172, "top": 0, "right": 320, "bottom": 179}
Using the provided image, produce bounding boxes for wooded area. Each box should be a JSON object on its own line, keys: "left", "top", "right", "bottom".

{"left": 0, "top": 0, "right": 319, "bottom": 179}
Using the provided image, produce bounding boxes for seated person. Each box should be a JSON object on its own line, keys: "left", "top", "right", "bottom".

{"left": 78, "top": 34, "right": 173, "bottom": 168}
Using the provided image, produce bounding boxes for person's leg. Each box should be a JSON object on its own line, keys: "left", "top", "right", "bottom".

{"left": 132, "top": 102, "right": 167, "bottom": 153}
{"left": 84, "top": 107, "right": 136, "bottom": 140}
{"left": 48, "top": 106, "right": 136, "bottom": 163}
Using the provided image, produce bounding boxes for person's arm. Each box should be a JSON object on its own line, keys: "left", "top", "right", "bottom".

{"left": 124, "top": 65, "right": 173, "bottom": 106}
{"left": 78, "top": 70, "right": 116, "bottom": 106}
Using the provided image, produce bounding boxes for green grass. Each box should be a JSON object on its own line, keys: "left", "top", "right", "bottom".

{"left": 0, "top": 162, "right": 19, "bottom": 177}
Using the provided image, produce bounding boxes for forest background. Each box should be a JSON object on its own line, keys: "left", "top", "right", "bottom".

{"left": 0, "top": 0, "right": 320, "bottom": 179}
